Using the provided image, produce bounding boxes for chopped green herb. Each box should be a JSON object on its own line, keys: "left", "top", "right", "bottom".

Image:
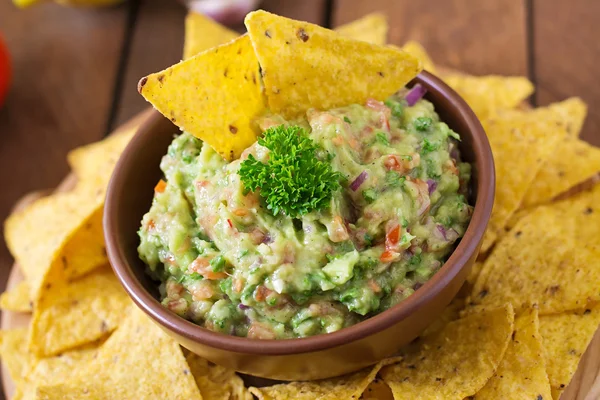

{"left": 384, "top": 99, "right": 404, "bottom": 119}
{"left": 426, "top": 159, "right": 441, "bottom": 179}
{"left": 219, "top": 277, "right": 232, "bottom": 293}
{"left": 238, "top": 249, "right": 249, "bottom": 260}
{"left": 189, "top": 272, "right": 203, "bottom": 280}
{"left": 239, "top": 125, "right": 342, "bottom": 217}
{"left": 363, "top": 232, "right": 374, "bottom": 246}
{"left": 176, "top": 275, "right": 186, "bottom": 284}
{"left": 266, "top": 296, "right": 278, "bottom": 306}
{"left": 344, "top": 116, "right": 352, "bottom": 124}
{"left": 414, "top": 117, "right": 433, "bottom": 132}
{"left": 362, "top": 188, "right": 377, "bottom": 204}
{"left": 210, "top": 255, "right": 226, "bottom": 272}
{"left": 386, "top": 171, "right": 406, "bottom": 187}
{"left": 375, "top": 132, "right": 390, "bottom": 146}
{"left": 422, "top": 138, "right": 439, "bottom": 154}
{"left": 401, "top": 217, "right": 409, "bottom": 228}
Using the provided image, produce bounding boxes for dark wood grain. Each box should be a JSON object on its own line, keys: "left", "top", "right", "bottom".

{"left": 332, "top": 0, "right": 528, "bottom": 76}
{"left": 0, "top": 2, "right": 127, "bottom": 292}
{"left": 533, "top": 0, "right": 600, "bottom": 146}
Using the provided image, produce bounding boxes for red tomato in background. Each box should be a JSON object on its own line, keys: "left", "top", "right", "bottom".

{"left": 0, "top": 33, "right": 10, "bottom": 108}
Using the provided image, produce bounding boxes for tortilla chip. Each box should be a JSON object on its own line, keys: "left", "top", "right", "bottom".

{"left": 473, "top": 308, "right": 552, "bottom": 399}
{"left": 420, "top": 296, "right": 464, "bottom": 337}
{"left": 559, "top": 182, "right": 600, "bottom": 247}
{"left": 539, "top": 307, "right": 600, "bottom": 398}
{"left": 0, "top": 328, "right": 30, "bottom": 384}
{"left": 183, "top": 12, "right": 239, "bottom": 60}
{"left": 244, "top": 10, "right": 422, "bottom": 119}
{"left": 0, "top": 281, "right": 32, "bottom": 312}
{"left": 442, "top": 74, "right": 534, "bottom": 119}
{"left": 29, "top": 266, "right": 130, "bottom": 357}
{"left": 334, "top": 13, "right": 388, "bottom": 45}
{"left": 17, "top": 340, "right": 102, "bottom": 400}
{"left": 542, "top": 97, "right": 588, "bottom": 137}
{"left": 4, "top": 186, "right": 107, "bottom": 298}
{"left": 401, "top": 41, "right": 436, "bottom": 73}
{"left": 480, "top": 110, "right": 567, "bottom": 252}
{"left": 139, "top": 35, "right": 264, "bottom": 161}
{"left": 361, "top": 378, "right": 394, "bottom": 400}
{"left": 471, "top": 204, "right": 600, "bottom": 314}
{"left": 36, "top": 306, "right": 202, "bottom": 400}
{"left": 249, "top": 358, "right": 400, "bottom": 400}
{"left": 381, "top": 304, "right": 514, "bottom": 400}
{"left": 521, "top": 138, "right": 600, "bottom": 208}
{"left": 186, "top": 353, "right": 251, "bottom": 400}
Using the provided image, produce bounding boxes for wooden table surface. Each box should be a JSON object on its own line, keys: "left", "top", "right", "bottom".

{"left": 0, "top": 0, "right": 599, "bottom": 397}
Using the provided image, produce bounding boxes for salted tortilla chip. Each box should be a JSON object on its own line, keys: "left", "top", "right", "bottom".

{"left": 186, "top": 353, "right": 251, "bottom": 400}
{"left": 471, "top": 204, "right": 600, "bottom": 314}
{"left": 401, "top": 41, "right": 436, "bottom": 73}
{"left": 442, "top": 74, "right": 534, "bottom": 119}
{"left": 249, "top": 357, "right": 400, "bottom": 400}
{"left": 480, "top": 110, "right": 567, "bottom": 252}
{"left": 139, "top": 35, "right": 264, "bottom": 161}
{"left": 420, "top": 296, "right": 464, "bottom": 337}
{"left": 0, "top": 328, "right": 30, "bottom": 384}
{"left": 183, "top": 12, "right": 239, "bottom": 60}
{"left": 4, "top": 186, "right": 107, "bottom": 299}
{"left": 473, "top": 308, "right": 552, "bottom": 399}
{"left": 381, "top": 305, "right": 514, "bottom": 400}
{"left": 0, "top": 281, "right": 32, "bottom": 312}
{"left": 539, "top": 307, "right": 600, "bottom": 398}
{"left": 36, "top": 306, "right": 202, "bottom": 400}
{"left": 361, "top": 378, "right": 394, "bottom": 400}
{"left": 29, "top": 266, "right": 130, "bottom": 357}
{"left": 334, "top": 13, "right": 388, "bottom": 45}
{"left": 541, "top": 97, "right": 587, "bottom": 137}
{"left": 521, "top": 138, "right": 600, "bottom": 208}
{"left": 557, "top": 182, "right": 600, "bottom": 247}
{"left": 244, "top": 10, "right": 422, "bottom": 119}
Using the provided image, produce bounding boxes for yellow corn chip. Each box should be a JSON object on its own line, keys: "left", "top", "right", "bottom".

{"left": 4, "top": 186, "right": 107, "bottom": 299}
{"left": 244, "top": 10, "right": 422, "bottom": 119}
{"left": 381, "top": 304, "right": 514, "bottom": 400}
{"left": 401, "top": 41, "right": 436, "bottom": 73}
{"left": 18, "top": 340, "right": 102, "bottom": 400}
{"left": 29, "top": 266, "right": 130, "bottom": 357}
{"left": 480, "top": 110, "right": 567, "bottom": 252}
{"left": 361, "top": 378, "right": 394, "bottom": 400}
{"left": 0, "top": 281, "right": 32, "bottom": 312}
{"left": 473, "top": 308, "right": 552, "bottom": 399}
{"left": 183, "top": 12, "right": 239, "bottom": 60}
{"left": 139, "top": 35, "right": 264, "bottom": 161}
{"left": 249, "top": 357, "right": 401, "bottom": 400}
{"left": 334, "top": 13, "right": 388, "bottom": 45}
{"left": 542, "top": 97, "right": 588, "bottom": 137}
{"left": 471, "top": 205, "right": 600, "bottom": 314}
{"left": 0, "top": 328, "right": 30, "bottom": 384}
{"left": 443, "top": 74, "right": 534, "bottom": 119}
{"left": 186, "top": 353, "right": 252, "bottom": 400}
{"left": 521, "top": 138, "right": 600, "bottom": 208}
{"left": 420, "top": 296, "right": 464, "bottom": 337}
{"left": 36, "top": 306, "right": 202, "bottom": 400}
{"left": 539, "top": 307, "right": 600, "bottom": 398}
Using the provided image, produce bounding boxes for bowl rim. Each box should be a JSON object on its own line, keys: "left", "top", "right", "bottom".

{"left": 104, "top": 70, "right": 495, "bottom": 355}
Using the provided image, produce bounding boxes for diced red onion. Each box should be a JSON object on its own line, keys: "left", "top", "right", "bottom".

{"left": 350, "top": 171, "right": 368, "bottom": 191}
{"left": 449, "top": 142, "right": 459, "bottom": 160}
{"left": 238, "top": 303, "right": 250, "bottom": 310}
{"left": 405, "top": 84, "right": 427, "bottom": 106}
{"left": 435, "top": 224, "right": 460, "bottom": 242}
{"left": 426, "top": 179, "right": 437, "bottom": 195}
{"left": 436, "top": 224, "right": 448, "bottom": 240}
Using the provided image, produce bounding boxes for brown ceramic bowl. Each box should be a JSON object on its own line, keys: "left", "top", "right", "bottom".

{"left": 104, "top": 71, "right": 494, "bottom": 381}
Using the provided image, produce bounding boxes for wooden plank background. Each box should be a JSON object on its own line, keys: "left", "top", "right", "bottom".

{"left": 0, "top": 1, "right": 599, "bottom": 397}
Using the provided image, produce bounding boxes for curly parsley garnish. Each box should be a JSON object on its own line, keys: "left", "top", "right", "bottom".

{"left": 239, "top": 125, "right": 341, "bottom": 217}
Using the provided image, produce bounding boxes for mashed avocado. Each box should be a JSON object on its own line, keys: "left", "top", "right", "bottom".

{"left": 138, "top": 92, "right": 472, "bottom": 339}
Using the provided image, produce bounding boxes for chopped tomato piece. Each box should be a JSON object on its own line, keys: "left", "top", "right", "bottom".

{"left": 227, "top": 219, "right": 234, "bottom": 228}
{"left": 254, "top": 285, "right": 273, "bottom": 302}
{"left": 380, "top": 250, "right": 399, "bottom": 263}
{"left": 247, "top": 322, "right": 276, "bottom": 339}
{"left": 385, "top": 224, "right": 401, "bottom": 249}
{"left": 368, "top": 280, "right": 382, "bottom": 293}
{"left": 189, "top": 256, "right": 227, "bottom": 280}
{"left": 233, "top": 278, "right": 244, "bottom": 293}
{"left": 384, "top": 155, "right": 402, "bottom": 171}
{"left": 233, "top": 208, "right": 248, "bottom": 217}
{"left": 154, "top": 179, "right": 167, "bottom": 193}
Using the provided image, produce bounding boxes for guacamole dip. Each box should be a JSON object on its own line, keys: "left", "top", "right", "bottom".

{"left": 138, "top": 90, "right": 472, "bottom": 339}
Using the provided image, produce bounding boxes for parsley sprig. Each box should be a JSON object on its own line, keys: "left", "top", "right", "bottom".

{"left": 239, "top": 125, "right": 341, "bottom": 217}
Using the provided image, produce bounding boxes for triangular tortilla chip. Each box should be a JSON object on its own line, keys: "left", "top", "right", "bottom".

{"left": 473, "top": 309, "right": 552, "bottom": 399}
{"left": 36, "top": 307, "right": 202, "bottom": 400}
{"left": 29, "top": 266, "right": 130, "bottom": 357}
{"left": 244, "top": 10, "right": 422, "bottom": 118}
{"left": 401, "top": 40, "right": 436, "bottom": 73}
{"left": 183, "top": 12, "right": 239, "bottom": 60}
{"left": 186, "top": 352, "right": 251, "bottom": 400}
{"left": 139, "top": 34, "right": 265, "bottom": 161}
{"left": 539, "top": 307, "right": 600, "bottom": 399}
{"left": 540, "top": 97, "right": 587, "bottom": 137}
{"left": 480, "top": 109, "right": 567, "bottom": 252}
{"left": 0, "top": 281, "right": 32, "bottom": 312}
{"left": 381, "top": 305, "right": 514, "bottom": 400}
{"left": 0, "top": 328, "right": 30, "bottom": 384}
{"left": 522, "top": 138, "right": 600, "bottom": 208}
{"left": 443, "top": 74, "right": 534, "bottom": 119}
{"left": 249, "top": 357, "right": 400, "bottom": 400}
{"left": 335, "top": 13, "right": 388, "bottom": 45}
